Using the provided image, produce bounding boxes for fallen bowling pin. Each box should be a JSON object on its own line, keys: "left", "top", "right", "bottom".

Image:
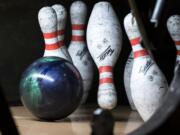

{"left": 124, "top": 13, "right": 169, "bottom": 121}
{"left": 124, "top": 51, "right": 136, "bottom": 110}
{"left": 167, "top": 15, "right": 180, "bottom": 68}
{"left": 68, "top": 1, "right": 94, "bottom": 103}
{"left": 87, "top": 2, "right": 122, "bottom": 109}
{"left": 38, "top": 6, "right": 71, "bottom": 61}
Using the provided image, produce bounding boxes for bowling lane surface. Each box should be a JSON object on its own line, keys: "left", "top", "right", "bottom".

{"left": 11, "top": 105, "right": 143, "bottom": 135}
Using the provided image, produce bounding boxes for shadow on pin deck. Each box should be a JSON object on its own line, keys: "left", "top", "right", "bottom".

{"left": 0, "top": 0, "right": 179, "bottom": 135}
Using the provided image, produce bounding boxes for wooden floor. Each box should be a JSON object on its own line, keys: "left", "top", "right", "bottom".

{"left": 10, "top": 105, "right": 143, "bottom": 135}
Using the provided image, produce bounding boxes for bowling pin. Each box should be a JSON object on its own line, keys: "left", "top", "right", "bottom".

{"left": 124, "top": 13, "right": 168, "bottom": 121}
{"left": 68, "top": 1, "right": 94, "bottom": 103}
{"left": 87, "top": 2, "right": 122, "bottom": 109}
{"left": 52, "top": 4, "right": 72, "bottom": 62}
{"left": 124, "top": 51, "right": 136, "bottom": 110}
{"left": 167, "top": 15, "right": 180, "bottom": 66}
{"left": 38, "top": 6, "right": 71, "bottom": 61}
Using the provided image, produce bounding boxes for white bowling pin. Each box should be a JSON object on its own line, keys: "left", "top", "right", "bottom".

{"left": 167, "top": 15, "right": 180, "bottom": 65}
{"left": 87, "top": 2, "right": 122, "bottom": 109}
{"left": 124, "top": 13, "right": 168, "bottom": 121}
{"left": 68, "top": 1, "right": 94, "bottom": 103}
{"left": 124, "top": 51, "right": 136, "bottom": 110}
{"left": 52, "top": 4, "right": 72, "bottom": 62}
{"left": 38, "top": 6, "right": 71, "bottom": 60}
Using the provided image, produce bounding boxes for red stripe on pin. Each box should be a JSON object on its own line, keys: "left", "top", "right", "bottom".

{"left": 177, "top": 50, "right": 180, "bottom": 55}
{"left": 72, "top": 24, "right": 85, "bottom": 30}
{"left": 45, "top": 43, "right": 60, "bottom": 50}
{"left": 175, "top": 41, "right": 180, "bottom": 45}
{"left": 43, "top": 31, "right": 57, "bottom": 39}
{"left": 98, "top": 66, "right": 113, "bottom": 73}
{"left": 72, "top": 36, "right": 84, "bottom": 41}
{"left": 134, "top": 50, "right": 148, "bottom": 58}
{"left": 99, "top": 78, "right": 113, "bottom": 84}
{"left": 57, "top": 30, "right": 65, "bottom": 35}
{"left": 130, "top": 37, "right": 141, "bottom": 45}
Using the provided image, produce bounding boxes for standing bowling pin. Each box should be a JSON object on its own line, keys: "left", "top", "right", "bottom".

{"left": 124, "top": 51, "right": 136, "bottom": 110}
{"left": 87, "top": 2, "right": 122, "bottom": 109}
{"left": 52, "top": 4, "right": 72, "bottom": 62}
{"left": 124, "top": 13, "right": 168, "bottom": 121}
{"left": 167, "top": 15, "right": 180, "bottom": 66}
{"left": 38, "top": 7, "right": 71, "bottom": 61}
{"left": 68, "top": 1, "right": 94, "bottom": 103}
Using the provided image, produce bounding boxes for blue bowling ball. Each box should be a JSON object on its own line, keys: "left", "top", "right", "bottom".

{"left": 19, "top": 57, "right": 83, "bottom": 121}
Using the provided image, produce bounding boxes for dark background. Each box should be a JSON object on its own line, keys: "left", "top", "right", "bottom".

{"left": 0, "top": 0, "right": 179, "bottom": 105}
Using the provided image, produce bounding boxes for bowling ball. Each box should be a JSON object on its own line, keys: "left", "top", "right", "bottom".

{"left": 19, "top": 56, "right": 83, "bottom": 121}
{"left": 91, "top": 108, "right": 114, "bottom": 135}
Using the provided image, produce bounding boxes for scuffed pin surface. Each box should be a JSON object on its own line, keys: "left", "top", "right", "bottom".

{"left": 38, "top": 7, "right": 59, "bottom": 57}
{"left": 38, "top": 7, "right": 57, "bottom": 34}
{"left": 52, "top": 4, "right": 72, "bottom": 62}
{"left": 124, "top": 13, "right": 169, "bottom": 121}
{"left": 38, "top": 6, "right": 71, "bottom": 60}
{"left": 68, "top": 1, "right": 94, "bottom": 103}
{"left": 52, "top": 4, "right": 67, "bottom": 31}
{"left": 124, "top": 51, "right": 136, "bottom": 110}
{"left": 87, "top": 2, "right": 122, "bottom": 109}
{"left": 167, "top": 15, "right": 180, "bottom": 63}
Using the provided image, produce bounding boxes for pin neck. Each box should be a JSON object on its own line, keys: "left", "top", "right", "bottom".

{"left": 43, "top": 31, "right": 60, "bottom": 50}
{"left": 43, "top": 31, "right": 57, "bottom": 39}
{"left": 71, "top": 24, "right": 85, "bottom": 42}
{"left": 45, "top": 43, "right": 60, "bottom": 50}
{"left": 130, "top": 37, "right": 141, "bottom": 45}
{"left": 57, "top": 29, "right": 65, "bottom": 47}
{"left": 177, "top": 55, "right": 180, "bottom": 62}
{"left": 176, "top": 50, "right": 180, "bottom": 57}
{"left": 174, "top": 40, "right": 180, "bottom": 58}
{"left": 176, "top": 49, "right": 180, "bottom": 58}
{"left": 130, "top": 37, "right": 149, "bottom": 59}
{"left": 177, "top": 50, "right": 180, "bottom": 56}
{"left": 98, "top": 66, "right": 113, "bottom": 85}
{"left": 174, "top": 40, "right": 180, "bottom": 45}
